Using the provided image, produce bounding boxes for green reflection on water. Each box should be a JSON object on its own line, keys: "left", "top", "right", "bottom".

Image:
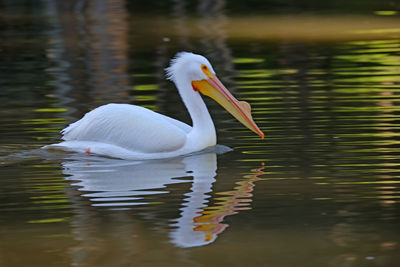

{"left": 31, "top": 195, "right": 68, "bottom": 200}
{"left": 28, "top": 217, "right": 72, "bottom": 224}
{"left": 34, "top": 108, "right": 68, "bottom": 112}
{"left": 353, "top": 28, "right": 400, "bottom": 35}
{"left": 21, "top": 118, "right": 67, "bottom": 125}
{"left": 374, "top": 11, "right": 398, "bottom": 16}
{"left": 31, "top": 127, "right": 63, "bottom": 133}
{"left": 336, "top": 181, "right": 400, "bottom": 185}
{"left": 238, "top": 68, "right": 298, "bottom": 79}
{"left": 1, "top": 3, "right": 400, "bottom": 264}
{"left": 32, "top": 199, "right": 70, "bottom": 204}
{"left": 233, "top": 58, "right": 264, "bottom": 64}
{"left": 135, "top": 95, "right": 157, "bottom": 101}
{"left": 134, "top": 84, "right": 159, "bottom": 91}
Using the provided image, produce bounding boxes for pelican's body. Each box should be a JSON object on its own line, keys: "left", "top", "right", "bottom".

{"left": 58, "top": 103, "right": 214, "bottom": 159}
{"left": 47, "top": 52, "right": 263, "bottom": 160}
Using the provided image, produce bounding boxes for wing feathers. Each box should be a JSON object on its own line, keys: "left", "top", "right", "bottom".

{"left": 62, "top": 104, "right": 190, "bottom": 153}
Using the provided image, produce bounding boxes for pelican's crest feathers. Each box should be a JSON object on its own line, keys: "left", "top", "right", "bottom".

{"left": 165, "top": 52, "right": 196, "bottom": 82}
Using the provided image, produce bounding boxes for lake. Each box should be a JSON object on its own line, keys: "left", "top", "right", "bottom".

{"left": 1, "top": 0, "right": 400, "bottom": 266}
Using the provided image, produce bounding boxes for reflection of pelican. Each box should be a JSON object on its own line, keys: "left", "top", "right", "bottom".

{"left": 62, "top": 150, "right": 262, "bottom": 248}
{"left": 62, "top": 151, "right": 218, "bottom": 206}
{"left": 47, "top": 52, "right": 263, "bottom": 160}
{"left": 171, "top": 164, "right": 264, "bottom": 247}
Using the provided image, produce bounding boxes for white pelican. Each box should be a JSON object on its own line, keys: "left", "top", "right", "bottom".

{"left": 47, "top": 52, "right": 264, "bottom": 159}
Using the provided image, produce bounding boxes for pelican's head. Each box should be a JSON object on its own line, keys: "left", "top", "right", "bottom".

{"left": 166, "top": 52, "right": 264, "bottom": 138}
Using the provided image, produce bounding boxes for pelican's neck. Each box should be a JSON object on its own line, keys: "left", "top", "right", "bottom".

{"left": 174, "top": 77, "right": 216, "bottom": 146}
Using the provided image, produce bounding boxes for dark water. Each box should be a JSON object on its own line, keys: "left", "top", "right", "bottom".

{"left": 1, "top": 1, "right": 400, "bottom": 266}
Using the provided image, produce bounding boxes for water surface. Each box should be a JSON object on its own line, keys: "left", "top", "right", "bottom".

{"left": 1, "top": 1, "right": 400, "bottom": 266}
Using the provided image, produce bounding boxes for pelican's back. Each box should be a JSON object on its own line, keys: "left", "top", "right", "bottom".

{"left": 62, "top": 104, "right": 191, "bottom": 154}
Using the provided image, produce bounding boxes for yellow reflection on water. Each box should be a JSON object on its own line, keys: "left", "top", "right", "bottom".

{"left": 374, "top": 11, "right": 398, "bottom": 16}
{"left": 28, "top": 217, "right": 71, "bottom": 224}
{"left": 233, "top": 58, "right": 265, "bottom": 64}
{"left": 34, "top": 108, "right": 68, "bottom": 112}
{"left": 21, "top": 118, "right": 67, "bottom": 125}
{"left": 191, "top": 164, "right": 265, "bottom": 243}
{"left": 134, "top": 84, "right": 159, "bottom": 91}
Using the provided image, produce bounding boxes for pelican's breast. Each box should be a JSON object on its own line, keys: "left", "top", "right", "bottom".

{"left": 62, "top": 104, "right": 191, "bottom": 153}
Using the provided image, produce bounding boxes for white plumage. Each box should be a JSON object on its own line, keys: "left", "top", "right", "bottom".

{"left": 46, "top": 52, "right": 263, "bottom": 160}
{"left": 62, "top": 104, "right": 190, "bottom": 153}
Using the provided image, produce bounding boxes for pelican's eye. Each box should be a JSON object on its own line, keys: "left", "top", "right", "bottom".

{"left": 201, "top": 64, "right": 213, "bottom": 79}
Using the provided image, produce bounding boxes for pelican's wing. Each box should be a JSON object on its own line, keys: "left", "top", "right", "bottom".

{"left": 61, "top": 103, "right": 191, "bottom": 153}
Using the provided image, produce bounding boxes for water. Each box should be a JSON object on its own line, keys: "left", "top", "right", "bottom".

{"left": 1, "top": 1, "right": 400, "bottom": 266}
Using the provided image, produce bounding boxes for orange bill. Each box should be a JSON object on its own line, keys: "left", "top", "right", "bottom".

{"left": 192, "top": 76, "right": 264, "bottom": 138}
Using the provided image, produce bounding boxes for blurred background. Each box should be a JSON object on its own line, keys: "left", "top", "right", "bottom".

{"left": 1, "top": 0, "right": 400, "bottom": 266}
